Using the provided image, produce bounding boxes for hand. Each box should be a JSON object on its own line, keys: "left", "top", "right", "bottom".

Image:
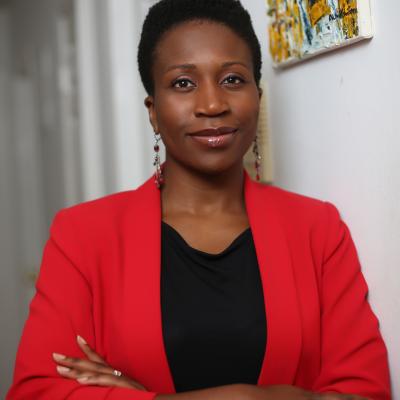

{"left": 53, "top": 335, "right": 147, "bottom": 391}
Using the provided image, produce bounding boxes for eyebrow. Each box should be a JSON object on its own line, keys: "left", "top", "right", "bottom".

{"left": 165, "top": 61, "right": 250, "bottom": 72}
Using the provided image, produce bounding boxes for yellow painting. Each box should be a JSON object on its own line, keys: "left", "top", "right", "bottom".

{"left": 266, "top": 0, "right": 373, "bottom": 67}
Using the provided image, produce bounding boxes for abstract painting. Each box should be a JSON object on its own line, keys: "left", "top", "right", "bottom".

{"left": 266, "top": 0, "right": 373, "bottom": 67}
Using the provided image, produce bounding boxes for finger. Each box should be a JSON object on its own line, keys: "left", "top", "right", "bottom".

{"left": 60, "top": 364, "right": 149, "bottom": 392}
{"left": 56, "top": 365, "right": 94, "bottom": 380}
{"left": 77, "top": 374, "right": 147, "bottom": 391}
{"left": 76, "top": 335, "right": 106, "bottom": 364}
{"left": 56, "top": 363, "right": 118, "bottom": 384}
{"left": 53, "top": 353, "right": 112, "bottom": 375}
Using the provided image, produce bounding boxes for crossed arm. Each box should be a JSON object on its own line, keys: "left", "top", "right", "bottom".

{"left": 51, "top": 334, "right": 369, "bottom": 400}
{"left": 7, "top": 208, "right": 391, "bottom": 399}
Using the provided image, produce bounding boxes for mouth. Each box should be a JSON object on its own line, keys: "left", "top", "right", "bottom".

{"left": 187, "top": 127, "right": 238, "bottom": 148}
{"left": 188, "top": 127, "right": 237, "bottom": 137}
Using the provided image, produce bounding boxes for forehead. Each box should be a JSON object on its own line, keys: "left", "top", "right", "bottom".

{"left": 153, "top": 20, "right": 253, "bottom": 71}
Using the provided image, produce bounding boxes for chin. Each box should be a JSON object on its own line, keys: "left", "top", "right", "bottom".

{"left": 188, "top": 158, "right": 243, "bottom": 178}
{"left": 167, "top": 148, "right": 246, "bottom": 178}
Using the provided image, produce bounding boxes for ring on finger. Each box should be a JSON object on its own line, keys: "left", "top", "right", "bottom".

{"left": 113, "top": 369, "right": 122, "bottom": 377}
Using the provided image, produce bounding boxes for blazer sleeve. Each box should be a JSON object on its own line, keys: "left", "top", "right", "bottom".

{"left": 7, "top": 210, "right": 157, "bottom": 400}
{"left": 312, "top": 203, "right": 391, "bottom": 399}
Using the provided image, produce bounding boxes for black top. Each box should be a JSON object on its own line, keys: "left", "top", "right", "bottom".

{"left": 161, "top": 221, "right": 267, "bottom": 392}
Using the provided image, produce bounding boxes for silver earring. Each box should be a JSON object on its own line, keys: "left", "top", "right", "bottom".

{"left": 153, "top": 132, "right": 164, "bottom": 188}
{"left": 253, "top": 135, "right": 261, "bottom": 181}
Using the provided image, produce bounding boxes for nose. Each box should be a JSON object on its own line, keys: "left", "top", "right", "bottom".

{"left": 194, "top": 80, "right": 230, "bottom": 117}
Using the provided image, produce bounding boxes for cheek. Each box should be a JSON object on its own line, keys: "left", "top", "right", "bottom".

{"left": 155, "top": 95, "right": 192, "bottom": 132}
{"left": 232, "top": 95, "right": 260, "bottom": 129}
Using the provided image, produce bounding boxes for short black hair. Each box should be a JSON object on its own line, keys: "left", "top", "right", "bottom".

{"left": 137, "top": 0, "right": 262, "bottom": 96}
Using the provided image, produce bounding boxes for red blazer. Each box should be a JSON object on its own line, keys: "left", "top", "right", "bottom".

{"left": 7, "top": 173, "right": 391, "bottom": 400}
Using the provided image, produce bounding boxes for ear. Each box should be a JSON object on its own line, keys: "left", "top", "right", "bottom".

{"left": 144, "top": 95, "right": 159, "bottom": 133}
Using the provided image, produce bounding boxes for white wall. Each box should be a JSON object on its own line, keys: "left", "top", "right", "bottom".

{"left": 243, "top": 0, "right": 399, "bottom": 396}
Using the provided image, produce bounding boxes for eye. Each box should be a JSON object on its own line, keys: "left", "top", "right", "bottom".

{"left": 222, "top": 75, "right": 245, "bottom": 85}
{"left": 172, "top": 78, "right": 195, "bottom": 89}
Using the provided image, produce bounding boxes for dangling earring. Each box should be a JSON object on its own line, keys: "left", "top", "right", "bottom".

{"left": 253, "top": 135, "right": 262, "bottom": 181}
{"left": 153, "top": 132, "right": 164, "bottom": 188}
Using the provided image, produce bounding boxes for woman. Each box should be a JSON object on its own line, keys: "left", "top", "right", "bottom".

{"left": 7, "top": 0, "right": 391, "bottom": 399}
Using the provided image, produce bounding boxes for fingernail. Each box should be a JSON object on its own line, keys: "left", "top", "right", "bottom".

{"left": 53, "top": 353, "right": 66, "bottom": 361}
{"left": 77, "top": 376, "right": 89, "bottom": 383}
{"left": 77, "top": 335, "right": 87, "bottom": 345}
{"left": 57, "top": 366, "right": 71, "bottom": 374}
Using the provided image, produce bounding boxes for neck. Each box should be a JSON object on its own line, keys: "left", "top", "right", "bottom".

{"left": 160, "top": 158, "right": 246, "bottom": 218}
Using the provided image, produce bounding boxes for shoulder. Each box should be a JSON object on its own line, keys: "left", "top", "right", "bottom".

{"left": 51, "top": 189, "right": 139, "bottom": 233}
{"left": 251, "top": 182, "right": 347, "bottom": 259}
{"left": 46, "top": 185, "right": 153, "bottom": 279}
{"left": 254, "top": 182, "right": 341, "bottom": 226}
{"left": 48, "top": 178, "right": 155, "bottom": 257}
{"left": 59, "top": 189, "right": 139, "bottom": 218}
{"left": 256, "top": 183, "right": 351, "bottom": 264}
{"left": 52, "top": 176, "right": 155, "bottom": 231}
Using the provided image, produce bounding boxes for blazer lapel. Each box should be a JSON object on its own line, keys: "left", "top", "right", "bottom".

{"left": 244, "top": 173, "right": 302, "bottom": 385}
{"left": 124, "top": 176, "right": 176, "bottom": 393}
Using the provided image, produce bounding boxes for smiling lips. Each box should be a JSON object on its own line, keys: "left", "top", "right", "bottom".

{"left": 188, "top": 127, "right": 238, "bottom": 148}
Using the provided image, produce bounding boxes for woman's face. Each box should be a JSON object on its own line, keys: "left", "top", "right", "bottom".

{"left": 145, "top": 20, "right": 261, "bottom": 176}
